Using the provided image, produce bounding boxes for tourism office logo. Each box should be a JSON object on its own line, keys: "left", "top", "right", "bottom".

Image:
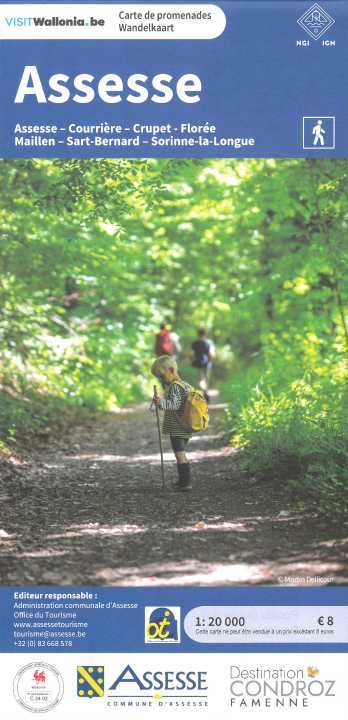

{"left": 145, "top": 606, "right": 181, "bottom": 643}
{"left": 297, "top": 3, "right": 335, "bottom": 40}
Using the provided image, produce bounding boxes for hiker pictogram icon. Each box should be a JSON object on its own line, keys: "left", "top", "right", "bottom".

{"left": 302, "top": 116, "right": 335, "bottom": 150}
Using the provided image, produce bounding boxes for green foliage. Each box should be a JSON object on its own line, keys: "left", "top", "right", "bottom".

{"left": 0, "top": 384, "right": 91, "bottom": 448}
{"left": 219, "top": 158, "right": 348, "bottom": 515}
{"left": 226, "top": 367, "right": 348, "bottom": 516}
{"left": 0, "top": 157, "right": 348, "bottom": 516}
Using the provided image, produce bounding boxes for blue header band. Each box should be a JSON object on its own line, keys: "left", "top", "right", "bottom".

{"left": 0, "top": 1, "right": 346, "bottom": 157}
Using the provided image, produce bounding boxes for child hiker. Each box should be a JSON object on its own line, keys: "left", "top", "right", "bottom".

{"left": 151, "top": 355, "right": 192, "bottom": 491}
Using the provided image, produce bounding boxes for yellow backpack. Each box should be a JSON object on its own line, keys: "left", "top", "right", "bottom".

{"left": 175, "top": 382, "right": 209, "bottom": 433}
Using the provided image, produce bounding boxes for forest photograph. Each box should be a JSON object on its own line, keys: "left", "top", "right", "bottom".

{"left": 0, "top": 157, "right": 347, "bottom": 585}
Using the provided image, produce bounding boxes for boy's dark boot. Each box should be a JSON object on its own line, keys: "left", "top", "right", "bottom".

{"left": 173, "top": 463, "right": 192, "bottom": 491}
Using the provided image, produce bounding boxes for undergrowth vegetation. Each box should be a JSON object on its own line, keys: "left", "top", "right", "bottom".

{"left": 1, "top": 157, "right": 347, "bottom": 514}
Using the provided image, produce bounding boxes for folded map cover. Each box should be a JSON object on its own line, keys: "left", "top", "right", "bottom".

{"left": 0, "top": 1, "right": 347, "bottom": 717}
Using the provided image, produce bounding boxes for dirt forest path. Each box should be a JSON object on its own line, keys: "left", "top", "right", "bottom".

{"left": 1, "top": 395, "right": 347, "bottom": 586}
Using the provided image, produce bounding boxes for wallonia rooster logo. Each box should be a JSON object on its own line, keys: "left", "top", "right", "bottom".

{"left": 33, "top": 669, "right": 46, "bottom": 683}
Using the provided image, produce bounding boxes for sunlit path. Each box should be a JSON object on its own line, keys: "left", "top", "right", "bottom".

{"left": 0, "top": 395, "right": 347, "bottom": 586}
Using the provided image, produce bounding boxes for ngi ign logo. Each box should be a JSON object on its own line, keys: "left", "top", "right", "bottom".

{"left": 145, "top": 607, "right": 181, "bottom": 643}
{"left": 297, "top": 4, "right": 335, "bottom": 40}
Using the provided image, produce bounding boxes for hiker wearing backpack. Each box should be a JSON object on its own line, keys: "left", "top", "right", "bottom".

{"left": 191, "top": 327, "right": 215, "bottom": 398}
{"left": 151, "top": 355, "right": 208, "bottom": 491}
{"left": 154, "top": 323, "right": 174, "bottom": 357}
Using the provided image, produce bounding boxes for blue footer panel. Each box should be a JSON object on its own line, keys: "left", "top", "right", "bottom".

{"left": 0, "top": 586, "right": 347, "bottom": 717}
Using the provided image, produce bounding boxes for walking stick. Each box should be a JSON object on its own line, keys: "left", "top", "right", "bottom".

{"left": 153, "top": 385, "right": 165, "bottom": 489}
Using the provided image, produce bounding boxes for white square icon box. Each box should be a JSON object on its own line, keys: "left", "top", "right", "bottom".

{"left": 303, "top": 116, "right": 335, "bottom": 149}
{"left": 144, "top": 606, "right": 181, "bottom": 643}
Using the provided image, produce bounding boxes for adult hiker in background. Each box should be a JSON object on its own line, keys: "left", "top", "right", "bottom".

{"left": 169, "top": 327, "right": 182, "bottom": 360}
{"left": 151, "top": 355, "right": 192, "bottom": 491}
{"left": 154, "top": 323, "right": 174, "bottom": 357}
{"left": 191, "top": 327, "right": 215, "bottom": 400}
